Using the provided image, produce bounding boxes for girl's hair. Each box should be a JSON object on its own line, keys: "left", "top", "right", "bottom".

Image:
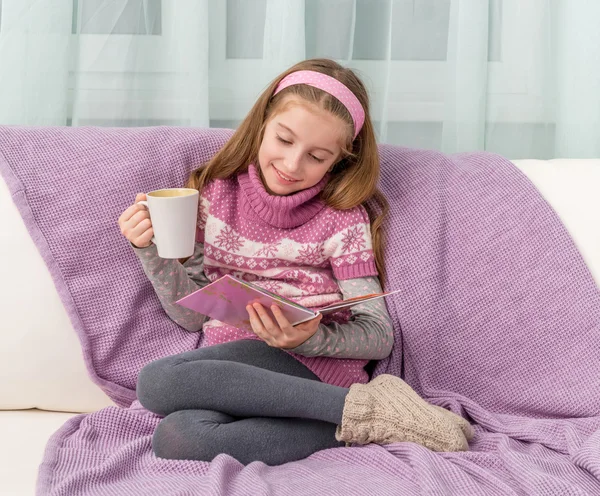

{"left": 186, "top": 58, "right": 389, "bottom": 282}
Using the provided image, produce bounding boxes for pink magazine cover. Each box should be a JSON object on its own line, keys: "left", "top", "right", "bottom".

{"left": 176, "top": 274, "right": 399, "bottom": 331}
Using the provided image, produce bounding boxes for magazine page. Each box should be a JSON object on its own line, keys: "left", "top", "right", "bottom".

{"left": 318, "top": 289, "right": 401, "bottom": 315}
{"left": 176, "top": 275, "right": 317, "bottom": 330}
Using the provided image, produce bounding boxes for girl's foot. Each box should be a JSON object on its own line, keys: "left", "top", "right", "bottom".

{"left": 336, "top": 374, "right": 472, "bottom": 452}
{"left": 431, "top": 404, "right": 474, "bottom": 440}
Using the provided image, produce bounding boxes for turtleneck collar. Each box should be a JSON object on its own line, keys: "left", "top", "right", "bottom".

{"left": 237, "top": 163, "right": 328, "bottom": 229}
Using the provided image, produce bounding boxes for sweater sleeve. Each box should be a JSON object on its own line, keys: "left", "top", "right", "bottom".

{"left": 290, "top": 276, "right": 394, "bottom": 360}
{"left": 133, "top": 242, "right": 210, "bottom": 332}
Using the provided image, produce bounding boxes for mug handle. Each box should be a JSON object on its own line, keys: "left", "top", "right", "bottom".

{"left": 136, "top": 200, "right": 157, "bottom": 245}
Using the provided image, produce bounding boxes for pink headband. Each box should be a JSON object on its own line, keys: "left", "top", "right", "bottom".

{"left": 273, "top": 70, "right": 365, "bottom": 140}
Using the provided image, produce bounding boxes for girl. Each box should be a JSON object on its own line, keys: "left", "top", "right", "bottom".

{"left": 118, "top": 59, "right": 473, "bottom": 465}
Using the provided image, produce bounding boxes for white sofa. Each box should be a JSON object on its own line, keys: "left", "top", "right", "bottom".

{"left": 1, "top": 158, "right": 599, "bottom": 496}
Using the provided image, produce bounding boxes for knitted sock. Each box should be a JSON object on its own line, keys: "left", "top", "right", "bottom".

{"left": 431, "top": 405, "right": 474, "bottom": 440}
{"left": 335, "top": 374, "right": 470, "bottom": 452}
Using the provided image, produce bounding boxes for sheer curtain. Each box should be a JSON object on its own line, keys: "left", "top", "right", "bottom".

{"left": 0, "top": 0, "right": 598, "bottom": 158}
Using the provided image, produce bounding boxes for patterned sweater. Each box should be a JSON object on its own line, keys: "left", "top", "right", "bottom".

{"left": 134, "top": 164, "right": 394, "bottom": 387}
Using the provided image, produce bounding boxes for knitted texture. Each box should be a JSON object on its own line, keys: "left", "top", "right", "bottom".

{"left": 335, "top": 374, "right": 472, "bottom": 451}
{"left": 1, "top": 126, "right": 599, "bottom": 495}
{"left": 197, "top": 163, "right": 378, "bottom": 387}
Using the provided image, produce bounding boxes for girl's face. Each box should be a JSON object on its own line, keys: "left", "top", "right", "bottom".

{"left": 257, "top": 96, "right": 347, "bottom": 196}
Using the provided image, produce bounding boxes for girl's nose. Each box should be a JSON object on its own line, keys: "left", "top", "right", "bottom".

{"left": 284, "top": 151, "right": 302, "bottom": 173}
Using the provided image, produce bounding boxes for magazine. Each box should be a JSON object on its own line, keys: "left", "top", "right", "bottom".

{"left": 176, "top": 274, "right": 399, "bottom": 330}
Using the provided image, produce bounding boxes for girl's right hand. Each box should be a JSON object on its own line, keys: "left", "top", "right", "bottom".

{"left": 118, "top": 193, "right": 154, "bottom": 248}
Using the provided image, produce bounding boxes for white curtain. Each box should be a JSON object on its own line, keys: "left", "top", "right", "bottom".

{"left": 0, "top": 0, "right": 599, "bottom": 159}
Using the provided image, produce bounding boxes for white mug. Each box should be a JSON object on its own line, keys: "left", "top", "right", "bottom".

{"left": 137, "top": 188, "right": 199, "bottom": 259}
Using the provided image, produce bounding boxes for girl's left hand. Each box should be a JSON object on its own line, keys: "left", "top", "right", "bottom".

{"left": 246, "top": 303, "right": 322, "bottom": 349}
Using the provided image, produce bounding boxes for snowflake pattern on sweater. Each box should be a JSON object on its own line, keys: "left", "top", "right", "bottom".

{"left": 180, "top": 164, "right": 387, "bottom": 387}
{"left": 197, "top": 165, "right": 378, "bottom": 304}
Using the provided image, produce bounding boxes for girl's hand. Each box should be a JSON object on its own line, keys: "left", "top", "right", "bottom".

{"left": 118, "top": 193, "right": 154, "bottom": 248}
{"left": 246, "top": 303, "right": 322, "bottom": 349}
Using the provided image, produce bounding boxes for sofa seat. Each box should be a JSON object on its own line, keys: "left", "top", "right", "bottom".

{"left": 0, "top": 410, "right": 78, "bottom": 496}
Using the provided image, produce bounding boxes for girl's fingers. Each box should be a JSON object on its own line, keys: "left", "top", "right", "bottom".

{"left": 118, "top": 195, "right": 152, "bottom": 247}
{"left": 129, "top": 209, "right": 151, "bottom": 227}
{"left": 252, "top": 303, "right": 278, "bottom": 335}
{"left": 121, "top": 210, "right": 151, "bottom": 241}
{"left": 132, "top": 227, "right": 153, "bottom": 247}
{"left": 270, "top": 305, "right": 292, "bottom": 331}
{"left": 118, "top": 204, "right": 140, "bottom": 225}
{"left": 272, "top": 305, "right": 321, "bottom": 333}
{"left": 119, "top": 200, "right": 147, "bottom": 224}
{"left": 128, "top": 217, "right": 152, "bottom": 240}
{"left": 246, "top": 305, "right": 270, "bottom": 342}
{"left": 246, "top": 305, "right": 261, "bottom": 329}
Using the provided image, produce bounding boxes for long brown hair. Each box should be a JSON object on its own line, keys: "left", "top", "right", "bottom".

{"left": 186, "top": 58, "right": 389, "bottom": 283}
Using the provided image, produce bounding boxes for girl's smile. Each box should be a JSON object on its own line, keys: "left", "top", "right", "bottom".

{"left": 272, "top": 164, "right": 301, "bottom": 184}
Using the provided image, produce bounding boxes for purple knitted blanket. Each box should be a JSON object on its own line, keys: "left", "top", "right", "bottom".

{"left": 1, "top": 126, "right": 599, "bottom": 495}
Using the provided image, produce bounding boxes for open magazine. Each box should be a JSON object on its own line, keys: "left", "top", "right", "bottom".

{"left": 176, "top": 274, "right": 400, "bottom": 330}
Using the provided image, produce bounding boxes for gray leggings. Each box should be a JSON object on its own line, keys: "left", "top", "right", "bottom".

{"left": 137, "top": 340, "right": 349, "bottom": 465}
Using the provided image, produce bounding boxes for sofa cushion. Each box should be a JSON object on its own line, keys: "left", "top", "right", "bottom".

{"left": 0, "top": 177, "right": 114, "bottom": 412}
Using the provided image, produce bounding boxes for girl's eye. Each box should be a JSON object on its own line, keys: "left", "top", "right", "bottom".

{"left": 276, "top": 135, "right": 324, "bottom": 163}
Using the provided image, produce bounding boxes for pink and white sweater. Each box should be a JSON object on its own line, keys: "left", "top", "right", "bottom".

{"left": 135, "top": 164, "right": 394, "bottom": 387}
